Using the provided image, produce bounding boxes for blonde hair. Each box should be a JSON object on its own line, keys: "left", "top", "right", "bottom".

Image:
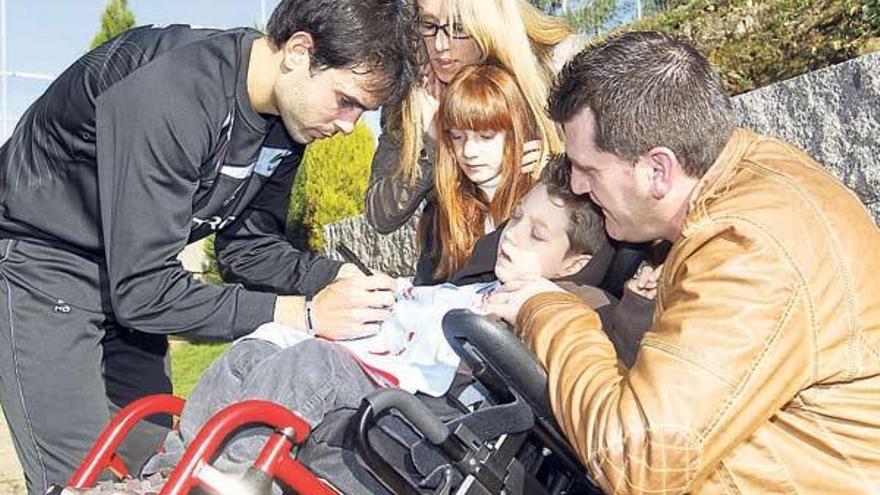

{"left": 426, "top": 65, "right": 536, "bottom": 279}
{"left": 394, "top": 0, "right": 572, "bottom": 184}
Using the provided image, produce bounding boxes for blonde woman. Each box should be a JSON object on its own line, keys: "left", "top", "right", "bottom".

{"left": 365, "top": 0, "right": 582, "bottom": 234}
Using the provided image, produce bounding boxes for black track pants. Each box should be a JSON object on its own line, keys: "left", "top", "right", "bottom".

{"left": 0, "top": 238, "right": 171, "bottom": 494}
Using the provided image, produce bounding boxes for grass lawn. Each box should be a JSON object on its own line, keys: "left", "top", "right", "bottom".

{"left": 170, "top": 341, "right": 230, "bottom": 398}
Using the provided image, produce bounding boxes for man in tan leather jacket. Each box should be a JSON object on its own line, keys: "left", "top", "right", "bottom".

{"left": 487, "top": 31, "right": 880, "bottom": 494}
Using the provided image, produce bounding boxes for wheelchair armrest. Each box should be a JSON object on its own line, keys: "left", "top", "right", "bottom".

{"left": 362, "top": 389, "right": 459, "bottom": 451}
{"left": 356, "top": 389, "right": 469, "bottom": 495}
{"left": 67, "top": 394, "right": 186, "bottom": 487}
{"left": 442, "top": 309, "right": 554, "bottom": 421}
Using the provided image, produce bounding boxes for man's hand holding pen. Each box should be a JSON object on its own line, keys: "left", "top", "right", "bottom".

{"left": 273, "top": 244, "right": 394, "bottom": 339}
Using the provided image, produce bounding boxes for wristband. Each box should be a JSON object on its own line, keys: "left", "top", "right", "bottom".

{"left": 304, "top": 294, "right": 318, "bottom": 337}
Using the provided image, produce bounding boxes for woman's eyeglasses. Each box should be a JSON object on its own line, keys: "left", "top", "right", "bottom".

{"left": 419, "top": 20, "right": 471, "bottom": 40}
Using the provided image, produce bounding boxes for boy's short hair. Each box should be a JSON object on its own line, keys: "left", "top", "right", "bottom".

{"left": 540, "top": 154, "right": 609, "bottom": 257}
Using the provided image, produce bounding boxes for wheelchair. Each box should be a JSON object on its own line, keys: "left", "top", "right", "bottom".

{"left": 52, "top": 239, "right": 657, "bottom": 494}
{"left": 51, "top": 310, "right": 603, "bottom": 495}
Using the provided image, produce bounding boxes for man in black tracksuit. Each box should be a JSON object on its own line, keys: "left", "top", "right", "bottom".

{"left": 0, "top": 1, "right": 420, "bottom": 492}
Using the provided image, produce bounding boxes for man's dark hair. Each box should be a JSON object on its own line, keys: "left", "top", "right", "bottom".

{"left": 541, "top": 154, "right": 609, "bottom": 257}
{"left": 267, "top": 0, "right": 422, "bottom": 106}
{"left": 549, "top": 31, "right": 734, "bottom": 178}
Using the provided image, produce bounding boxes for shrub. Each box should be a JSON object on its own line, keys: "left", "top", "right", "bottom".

{"left": 628, "top": 0, "right": 879, "bottom": 95}
{"left": 864, "top": 0, "right": 880, "bottom": 30}
{"left": 90, "top": 0, "right": 135, "bottom": 50}
{"left": 287, "top": 122, "right": 375, "bottom": 251}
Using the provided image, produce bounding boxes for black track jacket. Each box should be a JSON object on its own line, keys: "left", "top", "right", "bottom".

{"left": 0, "top": 25, "right": 341, "bottom": 340}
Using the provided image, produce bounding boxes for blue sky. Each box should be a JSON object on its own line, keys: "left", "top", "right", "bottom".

{"left": 1, "top": 0, "right": 381, "bottom": 142}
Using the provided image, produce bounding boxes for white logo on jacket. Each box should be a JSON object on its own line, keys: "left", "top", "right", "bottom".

{"left": 219, "top": 147, "right": 290, "bottom": 180}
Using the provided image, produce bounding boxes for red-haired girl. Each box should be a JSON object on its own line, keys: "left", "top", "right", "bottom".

{"left": 417, "top": 64, "right": 538, "bottom": 283}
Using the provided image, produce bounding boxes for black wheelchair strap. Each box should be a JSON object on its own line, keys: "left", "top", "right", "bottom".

{"left": 411, "top": 395, "right": 534, "bottom": 488}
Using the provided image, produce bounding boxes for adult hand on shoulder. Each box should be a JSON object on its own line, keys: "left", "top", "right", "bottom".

{"left": 484, "top": 277, "right": 567, "bottom": 326}
{"left": 313, "top": 272, "right": 396, "bottom": 340}
{"left": 521, "top": 140, "right": 548, "bottom": 176}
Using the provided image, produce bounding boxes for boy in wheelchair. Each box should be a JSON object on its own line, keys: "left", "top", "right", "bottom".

{"left": 71, "top": 156, "right": 656, "bottom": 494}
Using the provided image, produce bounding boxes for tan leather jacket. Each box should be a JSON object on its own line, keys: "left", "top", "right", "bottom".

{"left": 517, "top": 129, "right": 880, "bottom": 494}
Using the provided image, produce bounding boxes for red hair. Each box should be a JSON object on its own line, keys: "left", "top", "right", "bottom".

{"left": 426, "top": 64, "right": 537, "bottom": 279}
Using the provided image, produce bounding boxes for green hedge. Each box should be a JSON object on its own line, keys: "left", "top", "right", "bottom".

{"left": 629, "top": 0, "right": 880, "bottom": 95}
{"left": 287, "top": 122, "right": 375, "bottom": 251}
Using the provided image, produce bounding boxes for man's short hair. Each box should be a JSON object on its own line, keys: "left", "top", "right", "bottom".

{"left": 549, "top": 31, "right": 734, "bottom": 178}
{"left": 267, "top": 0, "right": 422, "bottom": 106}
{"left": 541, "top": 154, "right": 609, "bottom": 257}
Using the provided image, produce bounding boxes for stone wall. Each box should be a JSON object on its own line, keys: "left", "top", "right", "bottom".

{"left": 733, "top": 52, "right": 880, "bottom": 223}
{"left": 323, "top": 213, "right": 421, "bottom": 278}
{"left": 324, "top": 53, "right": 880, "bottom": 275}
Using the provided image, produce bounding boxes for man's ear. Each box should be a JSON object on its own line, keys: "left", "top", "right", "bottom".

{"left": 558, "top": 253, "right": 592, "bottom": 278}
{"left": 280, "top": 32, "right": 315, "bottom": 72}
{"left": 644, "top": 147, "right": 680, "bottom": 200}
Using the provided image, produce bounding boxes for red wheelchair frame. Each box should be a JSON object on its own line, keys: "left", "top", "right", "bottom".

{"left": 63, "top": 309, "right": 602, "bottom": 495}
{"left": 65, "top": 394, "right": 337, "bottom": 495}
